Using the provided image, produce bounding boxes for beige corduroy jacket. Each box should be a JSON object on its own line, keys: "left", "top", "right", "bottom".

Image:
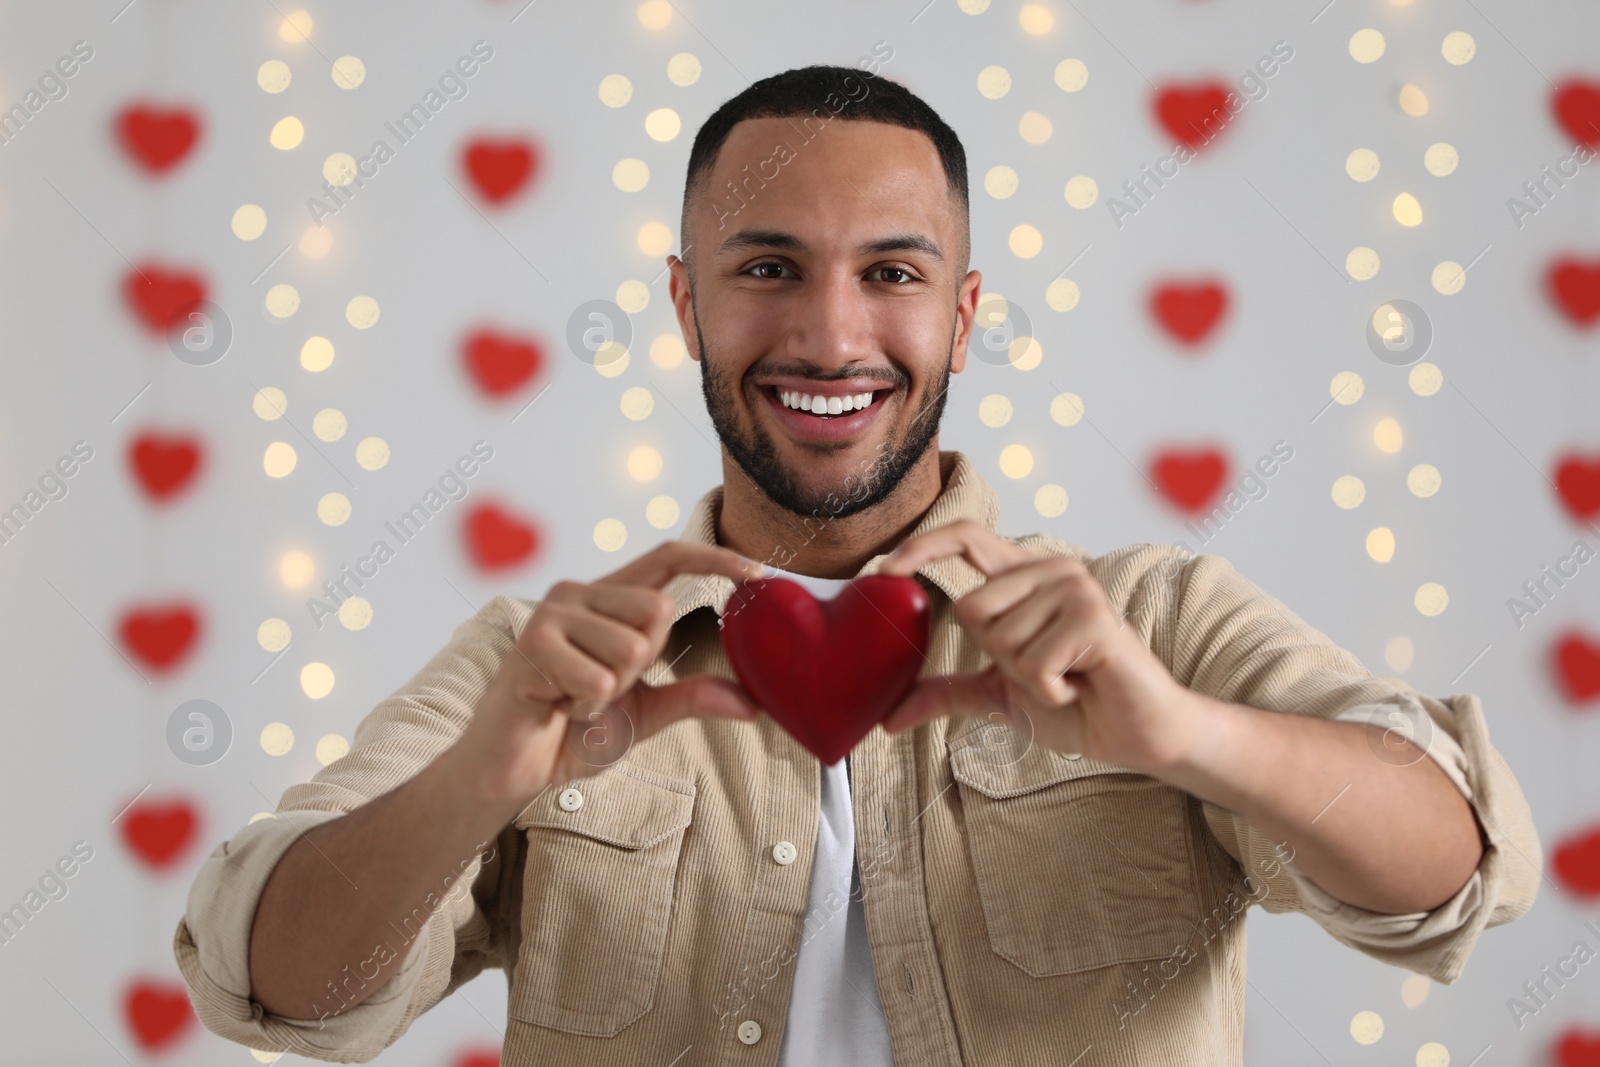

{"left": 173, "top": 449, "right": 1540, "bottom": 1066}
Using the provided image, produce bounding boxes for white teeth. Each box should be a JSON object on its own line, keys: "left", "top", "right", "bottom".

{"left": 776, "top": 388, "right": 877, "bottom": 413}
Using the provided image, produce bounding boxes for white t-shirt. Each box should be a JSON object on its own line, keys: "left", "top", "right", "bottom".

{"left": 761, "top": 565, "right": 895, "bottom": 1066}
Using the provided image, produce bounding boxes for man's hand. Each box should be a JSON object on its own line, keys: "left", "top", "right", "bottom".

{"left": 877, "top": 518, "right": 1209, "bottom": 771}
{"left": 446, "top": 542, "right": 769, "bottom": 812}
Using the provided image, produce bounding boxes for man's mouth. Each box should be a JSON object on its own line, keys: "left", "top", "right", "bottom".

{"left": 764, "top": 384, "right": 890, "bottom": 419}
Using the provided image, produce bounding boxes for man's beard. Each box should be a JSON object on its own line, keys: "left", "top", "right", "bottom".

{"left": 693, "top": 299, "right": 953, "bottom": 522}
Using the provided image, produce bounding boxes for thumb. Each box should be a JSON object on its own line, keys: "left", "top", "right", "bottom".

{"left": 882, "top": 667, "right": 1003, "bottom": 736}
{"left": 628, "top": 675, "right": 760, "bottom": 742}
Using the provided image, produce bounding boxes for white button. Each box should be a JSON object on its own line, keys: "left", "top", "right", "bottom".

{"left": 557, "top": 787, "right": 584, "bottom": 812}
{"left": 1063, "top": 752, "right": 1082, "bottom": 760}
{"left": 771, "top": 840, "right": 797, "bottom": 865}
{"left": 737, "top": 1019, "right": 763, "bottom": 1044}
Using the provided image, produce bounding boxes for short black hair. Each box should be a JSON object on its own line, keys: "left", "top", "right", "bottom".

{"left": 680, "top": 63, "right": 970, "bottom": 284}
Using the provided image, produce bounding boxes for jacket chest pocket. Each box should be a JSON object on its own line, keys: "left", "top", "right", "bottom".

{"left": 949, "top": 730, "right": 1202, "bottom": 977}
{"left": 509, "top": 764, "right": 695, "bottom": 1036}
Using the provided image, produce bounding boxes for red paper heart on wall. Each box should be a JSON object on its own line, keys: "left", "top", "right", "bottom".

{"left": 118, "top": 604, "right": 201, "bottom": 672}
{"left": 123, "top": 264, "right": 207, "bottom": 335}
{"left": 1553, "top": 826, "right": 1600, "bottom": 897}
{"left": 464, "top": 329, "right": 543, "bottom": 397}
{"left": 463, "top": 502, "right": 539, "bottom": 570}
{"left": 1554, "top": 631, "right": 1600, "bottom": 705}
{"left": 721, "top": 575, "right": 930, "bottom": 765}
{"left": 1150, "top": 448, "right": 1229, "bottom": 513}
{"left": 1552, "top": 79, "right": 1600, "bottom": 150}
{"left": 116, "top": 104, "right": 201, "bottom": 174}
{"left": 121, "top": 799, "right": 199, "bottom": 869}
{"left": 1556, "top": 1028, "right": 1600, "bottom": 1067}
{"left": 1548, "top": 257, "right": 1600, "bottom": 327}
{"left": 1151, "top": 280, "right": 1229, "bottom": 345}
{"left": 124, "top": 980, "right": 194, "bottom": 1051}
{"left": 452, "top": 1051, "right": 501, "bottom": 1067}
{"left": 463, "top": 137, "right": 537, "bottom": 204}
{"left": 1154, "top": 83, "right": 1233, "bottom": 150}
{"left": 1555, "top": 453, "right": 1600, "bottom": 522}
{"left": 129, "top": 433, "right": 202, "bottom": 501}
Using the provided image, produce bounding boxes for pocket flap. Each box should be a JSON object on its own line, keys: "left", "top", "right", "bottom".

{"left": 949, "top": 723, "right": 1140, "bottom": 799}
{"left": 513, "top": 765, "right": 695, "bottom": 849}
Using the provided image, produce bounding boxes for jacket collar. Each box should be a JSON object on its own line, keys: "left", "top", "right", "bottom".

{"left": 661, "top": 449, "right": 1001, "bottom": 625}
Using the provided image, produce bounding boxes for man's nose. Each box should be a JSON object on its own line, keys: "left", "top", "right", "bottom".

{"left": 786, "top": 271, "right": 872, "bottom": 369}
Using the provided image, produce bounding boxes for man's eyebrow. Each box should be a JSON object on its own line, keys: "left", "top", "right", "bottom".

{"left": 716, "top": 229, "right": 944, "bottom": 262}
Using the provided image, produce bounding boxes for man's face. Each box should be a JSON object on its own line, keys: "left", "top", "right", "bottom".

{"left": 669, "top": 117, "right": 979, "bottom": 522}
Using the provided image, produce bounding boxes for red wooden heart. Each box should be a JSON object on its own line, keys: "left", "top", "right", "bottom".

{"left": 1150, "top": 448, "right": 1229, "bottom": 513}
{"left": 116, "top": 104, "right": 201, "bottom": 174}
{"left": 452, "top": 1051, "right": 501, "bottom": 1067}
{"left": 1554, "top": 631, "right": 1600, "bottom": 705}
{"left": 1153, "top": 82, "right": 1233, "bottom": 150}
{"left": 1557, "top": 1029, "right": 1600, "bottom": 1067}
{"left": 1554, "top": 826, "right": 1600, "bottom": 897}
{"left": 1151, "top": 280, "right": 1228, "bottom": 345}
{"left": 129, "top": 433, "right": 202, "bottom": 501}
{"left": 123, "top": 979, "right": 194, "bottom": 1051}
{"left": 463, "top": 137, "right": 537, "bottom": 204}
{"left": 464, "top": 328, "right": 543, "bottom": 397}
{"left": 1553, "top": 79, "right": 1600, "bottom": 150}
{"left": 1549, "top": 257, "right": 1600, "bottom": 327}
{"left": 118, "top": 603, "right": 201, "bottom": 672}
{"left": 1555, "top": 453, "right": 1600, "bottom": 522}
{"left": 463, "top": 502, "right": 539, "bottom": 570}
{"left": 121, "top": 798, "right": 199, "bottom": 869}
{"left": 123, "top": 264, "right": 207, "bottom": 335}
{"left": 720, "top": 575, "right": 930, "bottom": 764}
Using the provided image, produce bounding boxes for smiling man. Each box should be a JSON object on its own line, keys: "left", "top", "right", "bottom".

{"left": 174, "top": 65, "right": 1540, "bottom": 1066}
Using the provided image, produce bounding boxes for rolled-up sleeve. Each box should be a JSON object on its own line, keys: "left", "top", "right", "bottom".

{"left": 172, "top": 594, "right": 535, "bottom": 1061}
{"left": 1124, "top": 545, "right": 1542, "bottom": 985}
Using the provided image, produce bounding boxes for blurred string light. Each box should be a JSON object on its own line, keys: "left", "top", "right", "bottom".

{"left": 300, "top": 335, "right": 334, "bottom": 371}
{"left": 278, "top": 10, "right": 313, "bottom": 42}
{"left": 278, "top": 549, "right": 313, "bottom": 587}
{"left": 331, "top": 55, "right": 365, "bottom": 89}
{"left": 300, "top": 226, "right": 332, "bottom": 258}
{"left": 264, "top": 442, "right": 297, "bottom": 478}
{"left": 977, "top": 65, "right": 1011, "bottom": 99}
{"left": 260, "top": 722, "right": 294, "bottom": 756}
{"left": 667, "top": 53, "right": 701, "bottom": 86}
{"left": 265, "top": 283, "right": 299, "bottom": 318}
{"left": 257, "top": 618, "right": 291, "bottom": 651}
{"left": 346, "top": 295, "right": 380, "bottom": 328}
{"left": 257, "top": 60, "right": 291, "bottom": 93}
{"left": 986, "top": 165, "right": 1019, "bottom": 198}
{"left": 1035, "top": 484, "right": 1068, "bottom": 517}
{"left": 1018, "top": 4, "right": 1052, "bottom": 35}
{"left": 270, "top": 115, "right": 304, "bottom": 150}
{"left": 232, "top": 204, "right": 267, "bottom": 240}
{"left": 594, "top": 518, "right": 627, "bottom": 551}
{"left": 599, "top": 73, "right": 633, "bottom": 107}
{"left": 650, "top": 334, "right": 685, "bottom": 369}
{"left": 646, "top": 496, "right": 680, "bottom": 529}
{"left": 1374, "top": 417, "right": 1403, "bottom": 453}
{"left": 637, "top": 0, "right": 672, "bottom": 29}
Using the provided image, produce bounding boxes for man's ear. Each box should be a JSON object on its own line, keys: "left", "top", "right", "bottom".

{"left": 667, "top": 253, "right": 701, "bottom": 363}
{"left": 950, "top": 269, "right": 982, "bottom": 375}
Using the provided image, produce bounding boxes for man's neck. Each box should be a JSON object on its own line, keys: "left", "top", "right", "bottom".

{"left": 715, "top": 446, "right": 946, "bottom": 579}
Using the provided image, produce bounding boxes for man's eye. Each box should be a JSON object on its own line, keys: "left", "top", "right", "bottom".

{"left": 747, "top": 263, "right": 788, "bottom": 279}
{"left": 876, "top": 267, "right": 915, "bottom": 284}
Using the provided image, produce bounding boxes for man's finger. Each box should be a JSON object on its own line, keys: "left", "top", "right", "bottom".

{"left": 599, "top": 540, "right": 767, "bottom": 590}
{"left": 878, "top": 518, "right": 1033, "bottom": 580}
{"left": 628, "top": 676, "right": 760, "bottom": 742}
{"left": 882, "top": 668, "right": 1004, "bottom": 736}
